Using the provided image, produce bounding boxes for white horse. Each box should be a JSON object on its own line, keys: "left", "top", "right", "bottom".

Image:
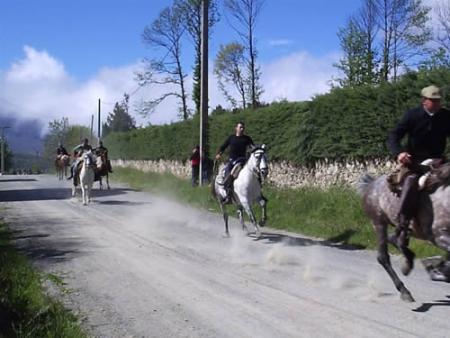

{"left": 72, "top": 151, "right": 97, "bottom": 205}
{"left": 213, "top": 145, "right": 269, "bottom": 237}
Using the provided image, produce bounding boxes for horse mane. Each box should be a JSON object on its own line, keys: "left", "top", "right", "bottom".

{"left": 250, "top": 144, "right": 266, "bottom": 153}
{"left": 430, "top": 163, "right": 450, "bottom": 188}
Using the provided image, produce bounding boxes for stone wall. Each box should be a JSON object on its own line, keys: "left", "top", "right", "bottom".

{"left": 111, "top": 158, "right": 396, "bottom": 189}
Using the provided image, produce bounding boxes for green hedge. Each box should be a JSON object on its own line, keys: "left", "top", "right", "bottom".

{"left": 105, "top": 67, "right": 450, "bottom": 165}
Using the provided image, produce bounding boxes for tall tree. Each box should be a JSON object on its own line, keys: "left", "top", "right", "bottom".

{"left": 356, "top": 0, "right": 379, "bottom": 84}
{"left": 377, "top": 0, "right": 431, "bottom": 81}
{"left": 224, "top": 0, "right": 265, "bottom": 108}
{"left": 432, "top": 0, "right": 450, "bottom": 66}
{"left": 214, "top": 42, "right": 247, "bottom": 108}
{"left": 43, "top": 119, "right": 90, "bottom": 160}
{"left": 176, "top": 0, "right": 219, "bottom": 115}
{"left": 335, "top": 0, "right": 380, "bottom": 87}
{"left": 103, "top": 94, "right": 136, "bottom": 137}
{"left": 138, "top": 5, "right": 190, "bottom": 120}
{"left": 335, "top": 17, "right": 373, "bottom": 87}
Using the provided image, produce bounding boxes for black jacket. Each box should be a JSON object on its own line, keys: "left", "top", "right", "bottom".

{"left": 57, "top": 146, "right": 68, "bottom": 156}
{"left": 388, "top": 106, "right": 450, "bottom": 162}
{"left": 218, "top": 135, "right": 254, "bottom": 159}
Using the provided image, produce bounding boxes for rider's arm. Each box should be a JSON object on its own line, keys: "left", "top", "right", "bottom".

{"left": 72, "top": 144, "right": 82, "bottom": 156}
{"left": 387, "top": 110, "right": 411, "bottom": 158}
{"left": 216, "top": 136, "right": 231, "bottom": 158}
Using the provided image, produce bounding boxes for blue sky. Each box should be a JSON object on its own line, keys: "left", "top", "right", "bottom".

{"left": 1, "top": 0, "right": 359, "bottom": 78}
{"left": 3, "top": 0, "right": 428, "bottom": 133}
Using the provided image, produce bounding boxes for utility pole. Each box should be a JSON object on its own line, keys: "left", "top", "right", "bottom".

{"left": 0, "top": 126, "right": 11, "bottom": 175}
{"left": 199, "top": 0, "right": 209, "bottom": 186}
{"left": 98, "top": 98, "right": 101, "bottom": 146}
{"left": 90, "top": 114, "right": 94, "bottom": 141}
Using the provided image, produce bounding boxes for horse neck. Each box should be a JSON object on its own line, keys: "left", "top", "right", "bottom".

{"left": 241, "top": 156, "right": 259, "bottom": 179}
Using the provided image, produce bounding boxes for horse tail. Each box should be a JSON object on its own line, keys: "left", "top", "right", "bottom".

{"left": 356, "top": 174, "right": 375, "bottom": 196}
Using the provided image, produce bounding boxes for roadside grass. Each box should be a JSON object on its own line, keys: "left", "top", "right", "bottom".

{"left": 111, "top": 167, "right": 444, "bottom": 258}
{"left": 0, "top": 222, "right": 86, "bottom": 338}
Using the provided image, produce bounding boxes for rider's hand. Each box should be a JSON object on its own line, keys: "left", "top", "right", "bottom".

{"left": 397, "top": 152, "right": 412, "bottom": 165}
{"left": 215, "top": 153, "right": 221, "bottom": 161}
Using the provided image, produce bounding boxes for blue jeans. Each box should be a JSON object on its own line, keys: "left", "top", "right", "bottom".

{"left": 191, "top": 165, "right": 199, "bottom": 186}
{"left": 224, "top": 157, "right": 246, "bottom": 179}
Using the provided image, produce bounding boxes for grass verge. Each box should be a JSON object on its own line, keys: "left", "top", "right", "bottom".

{"left": 0, "top": 222, "right": 86, "bottom": 338}
{"left": 112, "top": 167, "right": 444, "bottom": 258}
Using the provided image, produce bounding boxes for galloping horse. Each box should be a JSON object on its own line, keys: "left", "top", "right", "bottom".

{"left": 72, "top": 151, "right": 100, "bottom": 205}
{"left": 213, "top": 145, "right": 269, "bottom": 237}
{"left": 55, "top": 154, "right": 70, "bottom": 180}
{"left": 358, "top": 164, "right": 450, "bottom": 302}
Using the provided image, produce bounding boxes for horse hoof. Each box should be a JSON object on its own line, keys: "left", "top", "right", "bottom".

{"left": 222, "top": 232, "right": 230, "bottom": 238}
{"left": 428, "top": 268, "right": 450, "bottom": 283}
{"left": 400, "top": 289, "right": 415, "bottom": 302}
{"left": 401, "top": 262, "right": 413, "bottom": 276}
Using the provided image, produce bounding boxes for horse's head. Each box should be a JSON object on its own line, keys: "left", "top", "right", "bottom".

{"left": 82, "top": 151, "right": 95, "bottom": 167}
{"left": 249, "top": 144, "right": 269, "bottom": 180}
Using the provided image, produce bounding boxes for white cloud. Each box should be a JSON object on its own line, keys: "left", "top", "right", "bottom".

{"left": 268, "top": 39, "right": 294, "bottom": 47}
{"left": 0, "top": 46, "right": 339, "bottom": 136}
{"left": 6, "top": 45, "right": 67, "bottom": 82}
{"left": 260, "top": 51, "right": 339, "bottom": 103}
{"left": 0, "top": 46, "right": 182, "bottom": 134}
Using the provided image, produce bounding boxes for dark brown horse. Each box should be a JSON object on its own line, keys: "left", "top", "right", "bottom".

{"left": 95, "top": 153, "right": 110, "bottom": 190}
{"left": 358, "top": 165, "right": 450, "bottom": 302}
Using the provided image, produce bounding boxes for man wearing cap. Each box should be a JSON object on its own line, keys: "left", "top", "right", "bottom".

{"left": 388, "top": 85, "right": 450, "bottom": 234}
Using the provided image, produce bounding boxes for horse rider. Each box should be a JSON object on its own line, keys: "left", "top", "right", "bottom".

{"left": 215, "top": 121, "right": 254, "bottom": 204}
{"left": 56, "top": 142, "right": 69, "bottom": 169}
{"left": 56, "top": 142, "right": 69, "bottom": 158}
{"left": 94, "top": 140, "right": 113, "bottom": 173}
{"left": 67, "top": 138, "right": 93, "bottom": 180}
{"left": 388, "top": 85, "right": 450, "bottom": 236}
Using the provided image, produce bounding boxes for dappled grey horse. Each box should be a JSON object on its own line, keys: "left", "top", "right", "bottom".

{"left": 358, "top": 165, "right": 450, "bottom": 302}
{"left": 213, "top": 145, "right": 269, "bottom": 238}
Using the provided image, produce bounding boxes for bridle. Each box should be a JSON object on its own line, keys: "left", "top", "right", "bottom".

{"left": 249, "top": 147, "right": 268, "bottom": 182}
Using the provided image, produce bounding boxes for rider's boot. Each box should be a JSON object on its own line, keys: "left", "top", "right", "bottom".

{"left": 396, "top": 174, "right": 419, "bottom": 233}
{"left": 67, "top": 165, "right": 74, "bottom": 180}
{"left": 222, "top": 174, "right": 233, "bottom": 204}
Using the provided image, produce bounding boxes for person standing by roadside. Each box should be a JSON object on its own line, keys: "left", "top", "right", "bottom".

{"left": 190, "top": 145, "right": 200, "bottom": 187}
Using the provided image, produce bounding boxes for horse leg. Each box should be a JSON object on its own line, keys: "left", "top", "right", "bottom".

{"left": 241, "top": 201, "right": 261, "bottom": 238}
{"left": 257, "top": 194, "right": 268, "bottom": 227}
{"left": 376, "top": 222, "right": 415, "bottom": 302}
{"left": 424, "top": 228, "right": 450, "bottom": 282}
{"left": 388, "top": 228, "right": 415, "bottom": 276}
{"left": 218, "top": 201, "right": 230, "bottom": 237}
{"left": 236, "top": 206, "right": 248, "bottom": 233}
{"left": 106, "top": 173, "right": 110, "bottom": 190}
{"left": 81, "top": 185, "right": 87, "bottom": 205}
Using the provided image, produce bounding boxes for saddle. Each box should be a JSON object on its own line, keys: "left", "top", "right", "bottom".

{"left": 387, "top": 160, "right": 444, "bottom": 195}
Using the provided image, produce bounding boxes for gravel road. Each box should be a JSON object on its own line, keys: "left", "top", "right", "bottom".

{"left": 1, "top": 175, "right": 450, "bottom": 338}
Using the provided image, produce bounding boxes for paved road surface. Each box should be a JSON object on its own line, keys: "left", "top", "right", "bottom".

{"left": 1, "top": 175, "right": 450, "bottom": 337}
